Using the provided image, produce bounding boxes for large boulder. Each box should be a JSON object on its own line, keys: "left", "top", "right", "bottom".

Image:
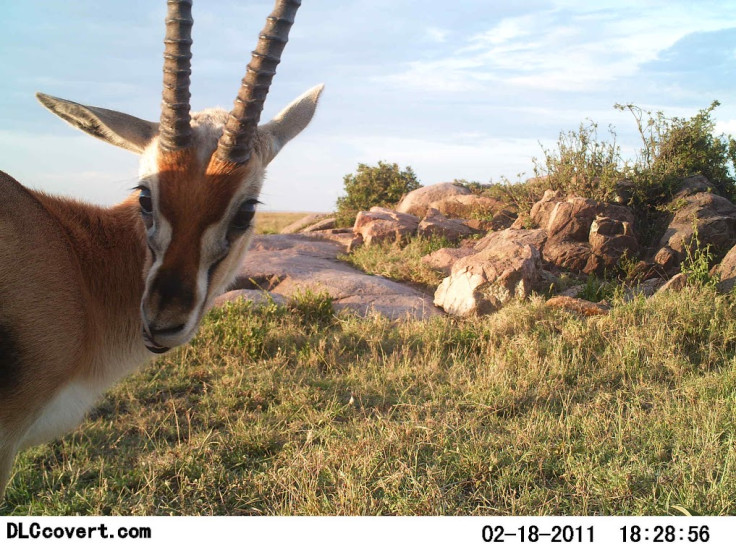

{"left": 654, "top": 192, "right": 736, "bottom": 269}
{"left": 527, "top": 193, "right": 637, "bottom": 274}
{"left": 421, "top": 246, "right": 476, "bottom": 276}
{"left": 529, "top": 189, "right": 563, "bottom": 230}
{"left": 417, "top": 208, "right": 476, "bottom": 242}
{"left": 396, "top": 182, "right": 471, "bottom": 218}
{"left": 714, "top": 243, "right": 736, "bottom": 292}
{"left": 434, "top": 231, "right": 544, "bottom": 316}
{"left": 588, "top": 215, "right": 638, "bottom": 270}
{"left": 227, "top": 234, "right": 442, "bottom": 320}
{"left": 353, "top": 207, "right": 420, "bottom": 246}
{"left": 474, "top": 227, "right": 547, "bottom": 253}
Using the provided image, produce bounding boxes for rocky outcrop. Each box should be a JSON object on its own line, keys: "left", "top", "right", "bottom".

{"left": 526, "top": 193, "right": 638, "bottom": 274}
{"left": 713, "top": 243, "right": 736, "bottom": 292}
{"left": 421, "top": 246, "right": 476, "bottom": 276}
{"left": 353, "top": 207, "right": 420, "bottom": 246}
{"left": 396, "top": 182, "right": 471, "bottom": 218}
{"left": 224, "top": 234, "right": 441, "bottom": 320}
{"left": 433, "top": 230, "right": 545, "bottom": 316}
{"left": 654, "top": 191, "right": 736, "bottom": 271}
{"left": 417, "top": 208, "right": 476, "bottom": 241}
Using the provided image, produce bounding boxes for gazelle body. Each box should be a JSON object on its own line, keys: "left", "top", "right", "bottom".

{"left": 0, "top": 0, "right": 322, "bottom": 500}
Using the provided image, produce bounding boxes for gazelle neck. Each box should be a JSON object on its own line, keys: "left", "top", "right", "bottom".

{"left": 30, "top": 191, "right": 153, "bottom": 383}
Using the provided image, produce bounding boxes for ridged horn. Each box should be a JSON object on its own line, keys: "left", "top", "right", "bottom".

{"left": 215, "top": 0, "right": 301, "bottom": 164}
{"left": 159, "top": 0, "right": 193, "bottom": 151}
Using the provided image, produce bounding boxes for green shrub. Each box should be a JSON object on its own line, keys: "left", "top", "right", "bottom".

{"left": 528, "top": 101, "right": 736, "bottom": 214}
{"left": 616, "top": 101, "right": 736, "bottom": 205}
{"left": 533, "top": 120, "right": 624, "bottom": 202}
{"left": 680, "top": 226, "right": 716, "bottom": 287}
{"left": 335, "top": 161, "right": 421, "bottom": 226}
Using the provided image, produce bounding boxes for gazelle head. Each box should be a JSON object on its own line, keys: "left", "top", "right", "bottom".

{"left": 36, "top": 0, "right": 322, "bottom": 353}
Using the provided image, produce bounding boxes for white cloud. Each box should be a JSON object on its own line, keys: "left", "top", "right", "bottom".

{"left": 385, "top": 2, "right": 736, "bottom": 94}
{"left": 425, "top": 27, "right": 450, "bottom": 43}
{"left": 715, "top": 120, "right": 736, "bottom": 136}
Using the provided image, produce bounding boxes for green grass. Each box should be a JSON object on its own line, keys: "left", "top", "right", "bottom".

{"left": 341, "top": 235, "right": 453, "bottom": 290}
{"left": 3, "top": 286, "right": 736, "bottom": 515}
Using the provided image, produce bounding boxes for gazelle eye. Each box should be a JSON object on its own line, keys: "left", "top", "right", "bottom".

{"left": 138, "top": 187, "right": 153, "bottom": 215}
{"left": 230, "top": 199, "right": 258, "bottom": 231}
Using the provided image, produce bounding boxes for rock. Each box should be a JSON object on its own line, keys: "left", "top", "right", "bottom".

{"left": 353, "top": 207, "right": 420, "bottom": 246}
{"left": 396, "top": 182, "right": 471, "bottom": 218}
{"left": 526, "top": 193, "right": 636, "bottom": 274}
{"left": 545, "top": 296, "right": 610, "bottom": 316}
{"left": 463, "top": 219, "right": 497, "bottom": 233}
{"left": 546, "top": 197, "right": 600, "bottom": 242}
{"left": 557, "top": 284, "right": 586, "bottom": 298}
{"left": 653, "top": 246, "right": 678, "bottom": 272}
{"left": 488, "top": 208, "right": 518, "bottom": 230}
{"left": 676, "top": 175, "right": 713, "bottom": 197}
{"left": 656, "top": 192, "right": 736, "bottom": 266}
{"left": 473, "top": 228, "right": 547, "bottom": 253}
{"left": 542, "top": 239, "right": 593, "bottom": 273}
{"left": 280, "top": 213, "right": 331, "bottom": 234}
{"left": 300, "top": 217, "right": 336, "bottom": 233}
{"left": 588, "top": 215, "right": 638, "bottom": 270}
{"left": 421, "top": 246, "right": 475, "bottom": 276}
{"left": 714, "top": 243, "right": 736, "bottom": 292}
{"left": 434, "top": 241, "right": 544, "bottom": 316}
{"left": 529, "top": 189, "right": 563, "bottom": 229}
{"left": 229, "top": 234, "right": 442, "bottom": 320}
{"left": 417, "top": 208, "right": 476, "bottom": 242}
{"left": 214, "top": 289, "right": 287, "bottom": 308}
{"left": 302, "top": 228, "right": 363, "bottom": 252}
{"left": 656, "top": 273, "right": 688, "bottom": 294}
{"left": 625, "top": 277, "right": 666, "bottom": 300}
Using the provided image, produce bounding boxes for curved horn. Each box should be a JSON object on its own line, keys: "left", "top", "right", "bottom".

{"left": 215, "top": 0, "right": 301, "bottom": 164}
{"left": 159, "top": 0, "right": 194, "bottom": 151}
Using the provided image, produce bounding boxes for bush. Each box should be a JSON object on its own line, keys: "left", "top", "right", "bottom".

{"left": 529, "top": 101, "right": 736, "bottom": 212}
{"left": 335, "top": 161, "right": 421, "bottom": 226}
{"left": 616, "top": 101, "right": 736, "bottom": 205}
{"left": 533, "top": 120, "right": 624, "bottom": 202}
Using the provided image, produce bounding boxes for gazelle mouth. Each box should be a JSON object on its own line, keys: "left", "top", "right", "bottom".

{"left": 142, "top": 330, "right": 171, "bottom": 354}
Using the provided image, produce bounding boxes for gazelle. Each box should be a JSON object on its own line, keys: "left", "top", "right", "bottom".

{"left": 0, "top": 0, "right": 322, "bottom": 500}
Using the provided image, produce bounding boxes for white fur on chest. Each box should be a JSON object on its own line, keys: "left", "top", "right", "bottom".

{"left": 20, "top": 381, "right": 102, "bottom": 449}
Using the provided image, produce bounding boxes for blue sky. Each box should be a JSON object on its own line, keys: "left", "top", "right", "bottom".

{"left": 1, "top": 0, "right": 736, "bottom": 212}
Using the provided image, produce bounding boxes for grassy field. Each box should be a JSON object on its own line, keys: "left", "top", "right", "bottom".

{"left": 254, "top": 211, "right": 317, "bottom": 234}
{"left": 2, "top": 283, "right": 736, "bottom": 515}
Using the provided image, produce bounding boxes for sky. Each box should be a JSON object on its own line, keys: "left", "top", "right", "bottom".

{"left": 1, "top": 0, "right": 736, "bottom": 212}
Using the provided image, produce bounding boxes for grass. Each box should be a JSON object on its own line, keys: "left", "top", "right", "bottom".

{"left": 254, "top": 211, "right": 314, "bottom": 234}
{"left": 341, "top": 235, "right": 454, "bottom": 290}
{"left": 3, "top": 285, "right": 736, "bottom": 515}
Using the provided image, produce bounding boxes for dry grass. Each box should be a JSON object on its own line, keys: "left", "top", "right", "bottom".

{"left": 3, "top": 286, "right": 736, "bottom": 515}
{"left": 253, "top": 211, "right": 315, "bottom": 234}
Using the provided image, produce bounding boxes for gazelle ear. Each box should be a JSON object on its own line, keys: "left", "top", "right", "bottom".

{"left": 36, "top": 92, "right": 159, "bottom": 154}
{"left": 258, "top": 84, "right": 324, "bottom": 165}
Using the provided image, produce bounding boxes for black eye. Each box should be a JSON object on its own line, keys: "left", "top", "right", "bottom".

{"left": 230, "top": 199, "right": 257, "bottom": 231}
{"left": 139, "top": 187, "right": 153, "bottom": 215}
